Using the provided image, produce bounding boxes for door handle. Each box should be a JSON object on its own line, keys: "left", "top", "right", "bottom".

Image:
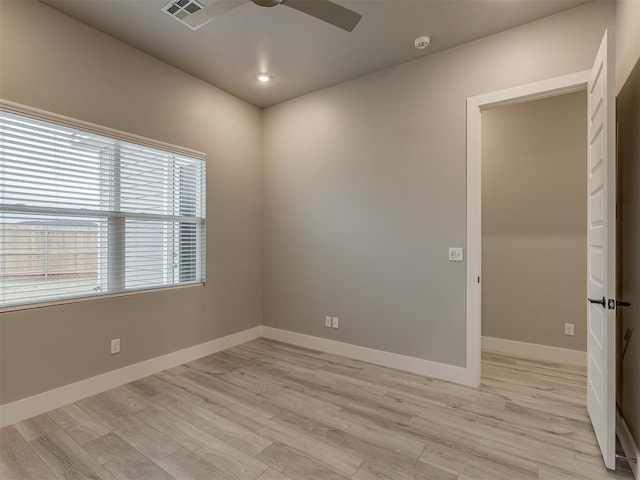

{"left": 609, "top": 299, "right": 631, "bottom": 309}
{"left": 588, "top": 297, "right": 606, "bottom": 307}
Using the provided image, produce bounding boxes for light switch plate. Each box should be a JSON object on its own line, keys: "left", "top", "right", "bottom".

{"left": 449, "top": 247, "right": 464, "bottom": 262}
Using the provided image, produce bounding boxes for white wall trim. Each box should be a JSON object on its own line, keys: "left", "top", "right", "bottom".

{"left": 482, "top": 336, "right": 587, "bottom": 366}
{"left": 0, "top": 326, "right": 263, "bottom": 428}
{"left": 617, "top": 409, "right": 640, "bottom": 478}
{"left": 466, "top": 70, "right": 591, "bottom": 386}
{"left": 262, "top": 327, "right": 475, "bottom": 386}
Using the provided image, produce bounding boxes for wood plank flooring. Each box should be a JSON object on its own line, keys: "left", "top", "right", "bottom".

{"left": 1, "top": 338, "right": 634, "bottom": 479}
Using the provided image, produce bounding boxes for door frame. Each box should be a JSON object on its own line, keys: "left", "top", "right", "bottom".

{"left": 465, "top": 70, "right": 591, "bottom": 387}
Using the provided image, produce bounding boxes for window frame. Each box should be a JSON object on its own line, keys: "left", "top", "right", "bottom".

{"left": 0, "top": 100, "right": 207, "bottom": 312}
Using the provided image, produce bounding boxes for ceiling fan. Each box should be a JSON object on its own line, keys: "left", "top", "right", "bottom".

{"left": 184, "top": 0, "right": 362, "bottom": 32}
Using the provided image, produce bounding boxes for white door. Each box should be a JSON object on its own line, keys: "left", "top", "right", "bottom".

{"left": 586, "top": 28, "right": 616, "bottom": 470}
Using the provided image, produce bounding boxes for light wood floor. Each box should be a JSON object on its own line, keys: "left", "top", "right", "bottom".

{"left": 1, "top": 338, "right": 634, "bottom": 480}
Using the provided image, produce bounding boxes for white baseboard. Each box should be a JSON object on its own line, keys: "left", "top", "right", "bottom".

{"left": 0, "top": 326, "right": 263, "bottom": 428}
{"left": 617, "top": 410, "right": 640, "bottom": 478}
{"left": 9, "top": 328, "right": 588, "bottom": 428}
{"left": 482, "top": 336, "right": 587, "bottom": 366}
{"left": 261, "top": 327, "right": 474, "bottom": 386}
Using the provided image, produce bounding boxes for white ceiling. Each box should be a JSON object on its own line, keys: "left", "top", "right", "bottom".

{"left": 40, "top": 0, "right": 591, "bottom": 107}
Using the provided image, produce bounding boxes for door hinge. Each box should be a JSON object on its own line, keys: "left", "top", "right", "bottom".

{"left": 477, "top": 276, "right": 480, "bottom": 284}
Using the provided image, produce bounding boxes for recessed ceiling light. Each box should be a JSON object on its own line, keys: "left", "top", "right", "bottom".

{"left": 257, "top": 73, "right": 271, "bottom": 83}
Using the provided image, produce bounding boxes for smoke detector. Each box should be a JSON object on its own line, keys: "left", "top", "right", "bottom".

{"left": 162, "top": 0, "right": 206, "bottom": 30}
{"left": 414, "top": 36, "right": 431, "bottom": 50}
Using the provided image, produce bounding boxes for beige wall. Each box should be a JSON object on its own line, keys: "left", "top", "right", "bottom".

{"left": 481, "top": 92, "right": 587, "bottom": 351}
{"left": 262, "top": 2, "right": 615, "bottom": 367}
{"left": 615, "top": 0, "right": 640, "bottom": 448}
{"left": 0, "top": 0, "right": 263, "bottom": 404}
{"left": 616, "top": 0, "right": 640, "bottom": 93}
{"left": 617, "top": 36, "right": 640, "bottom": 453}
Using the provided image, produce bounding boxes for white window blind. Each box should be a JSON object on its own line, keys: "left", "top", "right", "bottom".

{"left": 0, "top": 107, "right": 206, "bottom": 308}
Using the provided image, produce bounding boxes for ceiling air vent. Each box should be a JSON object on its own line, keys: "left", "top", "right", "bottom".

{"left": 162, "top": 0, "right": 206, "bottom": 30}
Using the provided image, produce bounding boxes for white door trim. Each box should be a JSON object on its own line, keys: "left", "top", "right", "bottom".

{"left": 466, "top": 70, "right": 590, "bottom": 386}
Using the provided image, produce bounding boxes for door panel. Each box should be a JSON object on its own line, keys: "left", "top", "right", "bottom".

{"left": 586, "top": 28, "right": 616, "bottom": 470}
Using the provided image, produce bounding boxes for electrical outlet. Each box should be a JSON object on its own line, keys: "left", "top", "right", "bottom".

{"left": 332, "top": 316, "right": 339, "bottom": 329}
{"left": 325, "top": 316, "right": 332, "bottom": 328}
{"left": 448, "top": 247, "right": 464, "bottom": 262}
{"left": 564, "top": 323, "right": 575, "bottom": 336}
{"left": 111, "top": 338, "right": 121, "bottom": 354}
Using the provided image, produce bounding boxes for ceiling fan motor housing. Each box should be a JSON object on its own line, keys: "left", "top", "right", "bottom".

{"left": 252, "top": 0, "right": 283, "bottom": 7}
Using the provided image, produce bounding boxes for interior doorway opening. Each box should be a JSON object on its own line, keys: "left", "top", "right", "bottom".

{"left": 479, "top": 91, "right": 588, "bottom": 370}
{"left": 465, "top": 70, "right": 591, "bottom": 388}
{"left": 467, "top": 32, "right": 619, "bottom": 470}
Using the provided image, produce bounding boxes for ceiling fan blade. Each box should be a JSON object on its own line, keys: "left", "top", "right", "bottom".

{"left": 283, "top": 0, "right": 362, "bottom": 32}
{"left": 184, "top": 0, "right": 246, "bottom": 28}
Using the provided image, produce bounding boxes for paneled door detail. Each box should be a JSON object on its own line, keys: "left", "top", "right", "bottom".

{"left": 586, "top": 28, "right": 616, "bottom": 471}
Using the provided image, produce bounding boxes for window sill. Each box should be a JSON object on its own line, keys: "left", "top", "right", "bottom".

{"left": 0, "top": 282, "right": 205, "bottom": 314}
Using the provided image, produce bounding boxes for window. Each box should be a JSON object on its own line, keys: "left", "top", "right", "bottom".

{"left": 0, "top": 105, "right": 206, "bottom": 308}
